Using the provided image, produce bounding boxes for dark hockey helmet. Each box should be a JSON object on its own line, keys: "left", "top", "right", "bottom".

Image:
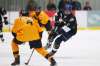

{"left": 35, "top": 6, "right": 41, "bottom": 12}
{"left": 65, "top": 3, "right": 72, "bottom": 11}
{"left": 64, "top": 3, "right": 72, "bottom": 14}
{"left": 34, "top": 6, "right": 41, "bottom": 15}
{"left": 21, "top": 10, "right": 29, "bottom": 16}
{"left": 0, "top": 7, "right": 7, "bottom": 15}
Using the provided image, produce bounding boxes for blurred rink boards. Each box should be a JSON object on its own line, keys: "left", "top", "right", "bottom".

{"left": 2, "top": 11, "right": 100, "bottom": 32}
{"left": 76, "top": 11, "right": 100, "bottom": 30}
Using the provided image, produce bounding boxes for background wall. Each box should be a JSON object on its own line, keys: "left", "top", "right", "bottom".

{"left": 0, "top": 0, "right": 100, "bottom": 11}
{"left": 4, "top": 11, "right": 100, "bottom": 31}
{"left": 78, "top": 0, "right": 95, "bottom": 10}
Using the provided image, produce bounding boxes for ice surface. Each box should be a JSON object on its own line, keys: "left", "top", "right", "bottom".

{"left": 0, "top": 30, "right": 100, "bottom": 66}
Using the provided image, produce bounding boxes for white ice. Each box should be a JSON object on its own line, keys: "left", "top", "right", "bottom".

{"left": 0, "top": 30, "right": 100, "bottom": 66}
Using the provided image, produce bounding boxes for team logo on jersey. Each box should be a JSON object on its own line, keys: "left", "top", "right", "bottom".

{"left": 69, "top": 18, "right": 74, "bottom": 22}
{"left": 27, "top": 20, "right": 33, "bottom": 25}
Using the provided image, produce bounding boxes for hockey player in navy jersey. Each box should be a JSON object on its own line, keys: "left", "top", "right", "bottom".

{"left": 0, "top": 7, "right": 8, "bottom": 42}
{"left": 45, "top": 3, "right": 77, "bottom": 57}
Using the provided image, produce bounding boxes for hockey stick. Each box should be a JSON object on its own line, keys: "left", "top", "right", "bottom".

{"left": 25, "top": 49, "right": 34, "bottom": 65}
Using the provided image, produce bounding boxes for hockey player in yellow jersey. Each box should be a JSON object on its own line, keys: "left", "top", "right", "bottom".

{"left": 29, "top": 6, "right": 52, "bottom": 38}
{"left": 11, "top": 10, "right": 56, "bottom": 66}
{"left": 29, "top": 7, "right": 50, "bottom": 30}
{"left": 29, "top": 10, "right": 36, "bottom": 19}
{"left": 34, "top": 7, "right": 49, "bottom": 27}
{"left": 12, "top": 15, "right": 42, "bottom": 42}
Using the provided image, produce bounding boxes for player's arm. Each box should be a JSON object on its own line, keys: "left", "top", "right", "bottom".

{"left": 39, "top": 11, "right": 49, "bottom": 25}
{"left": 12, "top": 18, "right": 22, "bottom": 36}
{"left": 12, "top": 19, "right": 19, "bottom": 37}
{"left": 66, "top": 16, "right": 77, "bottom": 30}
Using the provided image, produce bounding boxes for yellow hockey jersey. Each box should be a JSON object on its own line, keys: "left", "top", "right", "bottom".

{"left": 12, "top": 16, "right": 43, "bottom": 42}
{"left": 29, "top": 11, "right": 49, "bottom": 30}
{"left": 29, "top": 11, "right": 36, "bottom": 18}
{"left": 37, "top": 11, "right": 49, "bottom": 25}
